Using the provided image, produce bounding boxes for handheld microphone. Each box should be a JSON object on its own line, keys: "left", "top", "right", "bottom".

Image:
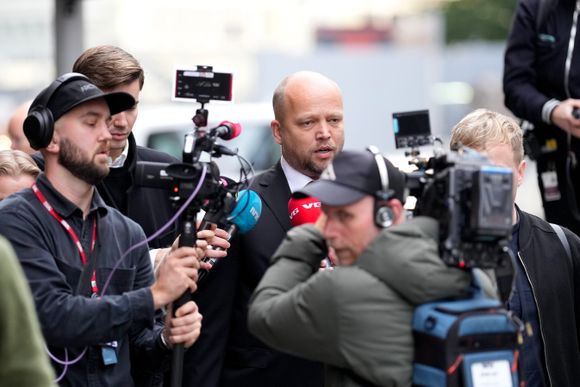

{"left": 227, "top": 189, "right": 262, "bottom": 233}
{"left": 210, "top": 120, "right": 242, "bottom": 140}
{"left": 288, "top": 195, "right": 322, "bottom": 226}
{"left": 198, "top": 189, "right": 262, "bottom": 283}
{"left": 288, "top": 195, "right": 333, "bottom": 268}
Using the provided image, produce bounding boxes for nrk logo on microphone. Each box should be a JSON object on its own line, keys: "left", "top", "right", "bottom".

{"left": 250, "top": 206, "right": 260, "bottom": 222}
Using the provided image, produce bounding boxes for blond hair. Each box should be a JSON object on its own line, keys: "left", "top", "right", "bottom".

{"left": 450, "top": 108, "right": 524, "bottom": 165}
{"left": 0, "top": 149, "right": 40, "bottom": 178}
{"left": 73, "top": 45, "right": 144, "bottom": 90}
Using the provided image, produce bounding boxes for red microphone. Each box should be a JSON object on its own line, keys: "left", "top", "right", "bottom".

{"left": 288, "top": 195, "right": 334, "bottom": 268}
{"left": 288, "top": 195, "right": 321, "bottom": 226}
{"left": 210, "top": 120, "right": 242, "bottom": 140}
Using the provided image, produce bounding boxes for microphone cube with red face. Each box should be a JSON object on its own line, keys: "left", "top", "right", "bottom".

{"left": 288, "top": 195, "right": 322, "bottom": 226}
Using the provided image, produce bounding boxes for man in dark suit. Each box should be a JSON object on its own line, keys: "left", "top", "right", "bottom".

{"left": 182, "top": 71, "right": 345, "bottom": 387}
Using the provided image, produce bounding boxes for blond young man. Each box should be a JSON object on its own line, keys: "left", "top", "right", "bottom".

{"left": 450, "top": 109, "right": 580, "bottom": 386}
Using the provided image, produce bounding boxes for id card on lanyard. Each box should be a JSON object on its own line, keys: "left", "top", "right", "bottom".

{"left": 32, "top": 183, "right": 99, "bottom": 296}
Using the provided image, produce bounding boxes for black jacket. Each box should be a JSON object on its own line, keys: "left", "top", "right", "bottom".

{"left": 98, "top": 133, "right": 179, "bottom": 249}
{"left": 179, "top": 162, "right": 324, "bottom": 387}
{"left": 504, "top": 0, "right": 580, "bottom": 142}
{"left": 32, "top": 134, "right": 179, "bottom": 249}
{"left": 517, "top": 209, "right": 580, "bottom": 386}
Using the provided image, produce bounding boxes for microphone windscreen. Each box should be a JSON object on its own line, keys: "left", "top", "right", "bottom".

{"left": 288, "top": 195, "right": 321, "bottom": 226}
{"left": 228, "top": 190, "right": 262, "bottom": 233}
{"left": 219, "top": 120, "right": 242, "bottom": 140}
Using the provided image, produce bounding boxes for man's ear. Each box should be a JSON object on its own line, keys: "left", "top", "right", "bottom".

{"left": 44, "top": 126, "right": 60, "bottom": 154}
{"left": 271, "top": 119, "right": 283, "bottom": 145}
{"left": 516, "top": 159, "right": 526, "bottom": 187}
{"left": 389, "top": 199, "right": 406, "bottom": 226}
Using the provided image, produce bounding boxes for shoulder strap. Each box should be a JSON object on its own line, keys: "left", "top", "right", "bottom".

{"left": 537, "top": 0, "right": 558, "bottom": 31}
{"left": 76, "top": 214, "right": 100, "bottom": 296}
{"left": 550, "top": 223, "right": 572, "bottom": 267}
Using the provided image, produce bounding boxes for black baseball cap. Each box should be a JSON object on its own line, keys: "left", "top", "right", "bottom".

{"left": 33, "top": 75, "right": 135, "bottom": 122}
{"left": 296, "top": 149, "right": 407, "bottom": 206}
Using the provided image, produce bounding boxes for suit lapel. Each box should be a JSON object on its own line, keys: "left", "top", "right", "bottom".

{"left": 256, "top": 162, "right": 292, "bottom": 232}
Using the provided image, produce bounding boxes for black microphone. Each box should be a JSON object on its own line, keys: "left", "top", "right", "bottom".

{"left": 210, "top": 120, "right": 242, "bottom": 140}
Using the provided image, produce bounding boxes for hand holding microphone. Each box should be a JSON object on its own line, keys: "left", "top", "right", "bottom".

{"left": 197, "top": 189, "right": 263, "bottom": 283}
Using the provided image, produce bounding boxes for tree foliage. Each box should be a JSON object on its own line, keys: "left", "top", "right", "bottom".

{"left": 443, "top": 0, "right": 519, "bottom": 44}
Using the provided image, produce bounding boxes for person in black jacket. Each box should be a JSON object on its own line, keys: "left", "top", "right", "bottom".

{"left": 180, "top": 71, "right": 345, "bottom": 387}
{"left": 504, "top": 0, "right": 580, "bottom": 236}
{"left": 72, "top": 45, "right": 179, "bottom": 249}
{"left": 451, "top": 108, "right": 580, "bottom": 387}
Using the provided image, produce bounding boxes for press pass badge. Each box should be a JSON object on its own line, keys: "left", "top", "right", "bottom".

{"left": 101, "top": 341, "right": 118, "bottom": 366}
{"left": 470, "top": 359, "right": 512, "bottom": 387}
{"left": 541, "top": 170, "right": 561, "bottom": 201}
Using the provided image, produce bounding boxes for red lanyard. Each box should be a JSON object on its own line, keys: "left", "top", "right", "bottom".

{"left": 32, "top": 183, "right": 99, "bottom": 296}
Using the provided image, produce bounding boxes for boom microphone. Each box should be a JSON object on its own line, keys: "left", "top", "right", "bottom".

{"left": 288, "top": 195, "right": 321, "bottom": 226}
{"left": 210, "top": 120, "right": 242, "bottom": 140}
{"left": 198, "top": 189, "right": 262, "bottom": 283}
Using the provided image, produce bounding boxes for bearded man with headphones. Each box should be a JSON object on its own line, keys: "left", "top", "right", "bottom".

{"left": 247, "top": 148, "right": 474, "bottom": 386}
{"left": 0, "top": 73, "right": 209, "bottom": 387}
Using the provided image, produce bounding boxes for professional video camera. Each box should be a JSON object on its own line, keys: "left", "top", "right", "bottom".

{"left": 393, "top": 110, "right": 513, "bottom": 269}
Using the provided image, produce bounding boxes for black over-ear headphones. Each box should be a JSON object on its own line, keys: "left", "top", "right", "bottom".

{"left": 367, "top": 145, "right": 394, "bottom": 228}
{"left": 23, "top": 72, "right": 90, "bottom": 150}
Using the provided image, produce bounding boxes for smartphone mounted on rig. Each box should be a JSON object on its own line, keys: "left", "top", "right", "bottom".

{"left": 173, "top": 66, "right": 234, "bottom": 127}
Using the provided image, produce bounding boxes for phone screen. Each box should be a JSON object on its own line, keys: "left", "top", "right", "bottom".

{"left": 174, "top": 69, "right": 233, "bottom": 102}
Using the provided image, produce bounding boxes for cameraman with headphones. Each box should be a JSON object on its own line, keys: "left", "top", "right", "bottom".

{"left": 0, "top": 73, "right": 209, "bottom": 386}
{"left": 247, "top": 148, "right": 473, "bottom": 386}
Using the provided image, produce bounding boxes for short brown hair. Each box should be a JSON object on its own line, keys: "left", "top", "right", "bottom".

{"left": 450, "top": 108, "right": 524, "bottom": 166}
{"left": 73, "top": 45, "right": 144, "bottom": 90}
{"left": 0, "top": 149, "right": 40, "bottom": 178}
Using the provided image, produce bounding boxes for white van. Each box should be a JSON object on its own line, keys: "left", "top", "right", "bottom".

{"left": 132, "top": 102, "right": 280, "bottom": 179}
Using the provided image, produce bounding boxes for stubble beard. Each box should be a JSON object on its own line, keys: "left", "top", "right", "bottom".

{"left": 58, "top": 138, "right": 109, "bottom": 186}
{"left": 284, "top": 148, "right": 332, "bottom": 180}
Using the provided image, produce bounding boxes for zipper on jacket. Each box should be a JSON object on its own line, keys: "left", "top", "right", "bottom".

{"left": 517, "top": 251, "right": 553, "bottom": 387}
{"left": 564, "top": 0, "right": 580, "bottom": 98}
{"left": 564, "top": 1, "right": 580, "bottom": 155}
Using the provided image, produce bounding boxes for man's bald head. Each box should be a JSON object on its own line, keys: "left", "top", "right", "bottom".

{"left": 270, "top": 71, "right": 345, "bottom": 179}
{"left": 7, "top": 100, "right": 34, "bottom": 154}
{"left": 272, "top": 71, "right": 342, "bottom": 122}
